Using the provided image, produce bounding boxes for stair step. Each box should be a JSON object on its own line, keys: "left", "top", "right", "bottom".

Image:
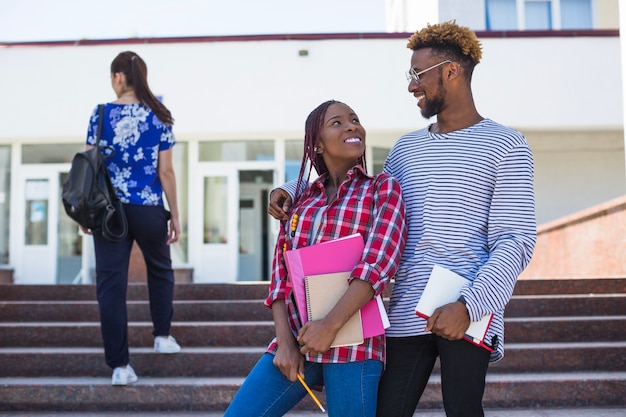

{"left": 0, "top": 322, "right": 276, "bottom": 347}
{"left": 512, "top": 278, "right": 626, "bottom": 295}
{"left": 2, "top": 278, "right": 624, "bottom": 412}
{"left": 491, "top": 341, "right": 626, "bottom": 373}
{"left": 1, "top": 372, "right": 624, "bottom": 412}
{"left": 1, "top": 342, "right": 624, "bottom": 377}
{"left": 4, "top": 294, "right": 624, "bottom": 323}
{"left": 0, "top": 300, "right": 272, "bottom": 322}
{"left": 0, "top": 283, "right": 272, "bottom": 302}
{"left": 0, "top": 347, "right": 264, "bottom": 377}
{"left": 2, "top": 277, "right": 624, "bottom": 302}
{"left": 504, "top": 316, "right": 626, "bottom": 343}
{"left": 2, "top": 316, "right": 624, "bottom": 347}
{"left": 505, "top": 294, "right": 626, "bottom": 317}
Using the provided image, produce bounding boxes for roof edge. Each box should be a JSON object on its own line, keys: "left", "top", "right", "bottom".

{"left": 0, "top": 29, "right": 619, "bottom": 48}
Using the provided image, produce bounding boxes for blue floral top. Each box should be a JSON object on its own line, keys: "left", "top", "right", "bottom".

{"left": 86, "top": 103, "right": 176, "bottom": 206}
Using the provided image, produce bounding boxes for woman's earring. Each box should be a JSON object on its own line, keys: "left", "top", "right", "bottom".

{"left": 313, "top": 147, "right": 318, "bottom": 152}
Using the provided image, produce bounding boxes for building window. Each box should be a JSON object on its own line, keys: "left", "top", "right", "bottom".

{"left": 22, "top": 144, "right": 83, "bottom": 164}
{"left": 24, "top": 179, "right": 48, "bottom": 245}
{"left": 526, "top": 1, "right": 552, "bottom": 29}
{"left": 199, "top": 140, "right": 274, "bottom": 162}
{"left": 285, "top": 140, "right": 304, "bottom": 182}
{"left": 486, "top": 0, "right": 518, "bottom": 30}
{"left": 372, "top": 147, "right": 391, "bottom": 175}
{"left": 172, "top": 142, "right": 188, "bottom": 264}
{"left": 0, "top": 146, "right": 10, "bottom": 264}
{"left": 204, "top": 176, "right": 228, "bottom": 244}
{"left": 561, "top": 0, "right": 592, "bottom": 29}
{"left": 486, "top": 0, "right": 592, "bottom": 30}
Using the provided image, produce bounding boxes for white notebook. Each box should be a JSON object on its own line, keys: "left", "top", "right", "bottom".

{"left": 415, "top": 264, "right": 494, "bottom": 351}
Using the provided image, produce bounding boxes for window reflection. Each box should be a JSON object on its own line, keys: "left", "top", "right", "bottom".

{"left": 204, "top": 176, "right": 228, "bottom": 244}
{"left": 199, "top": 140, "right": 274, "bottom": 162}
{"left": 25, "top": 179, "right": 49, "bottom": 245}
{"left": 285, "top": 140, "right": 303, "bottom": 182}
{"left": 0, "top": 146, "right": 10, "bottom": 263}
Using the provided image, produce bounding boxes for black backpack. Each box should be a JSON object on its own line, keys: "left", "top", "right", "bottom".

{"left": 62, "top": 104, "right": 128, "bottom": 241}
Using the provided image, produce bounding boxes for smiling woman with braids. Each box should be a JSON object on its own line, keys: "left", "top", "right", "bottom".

{"left": 225, "top": 100, "right": 406, "bottom": 416}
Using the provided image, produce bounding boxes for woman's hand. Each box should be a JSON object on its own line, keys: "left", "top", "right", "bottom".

{"left": 297, "top": 279, "right": 375, "bottom": 355}
{"left": 297, "top": 319, "right": 337, "bottom": 356}
{"left": 167, "top": 216, "right": 181, "bottom": 244}
{"left": 273, "top": 337, "right": 305, "bottom": 382}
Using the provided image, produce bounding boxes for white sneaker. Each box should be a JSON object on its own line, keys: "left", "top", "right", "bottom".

{"left": 111, "top": 365, "right": 138, "bottom": 386}
{"left": 154, "top": 335, "right": 181, "bottom": 354}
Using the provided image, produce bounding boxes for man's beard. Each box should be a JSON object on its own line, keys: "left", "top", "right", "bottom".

{"left": 420, "top": 78, "right": 445, "bottom": 120}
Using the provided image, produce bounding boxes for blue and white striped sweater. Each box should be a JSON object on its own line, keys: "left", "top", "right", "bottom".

{"left": 384, "top": 118, "right": 537, "bottom": 362}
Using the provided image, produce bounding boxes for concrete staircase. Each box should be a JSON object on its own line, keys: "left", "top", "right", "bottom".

{"left": 1, "top": 278, "right": 625, "bottom": 413}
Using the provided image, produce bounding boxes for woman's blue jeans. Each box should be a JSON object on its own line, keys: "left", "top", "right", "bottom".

{"left": 224, "top": 353, "right": 383, "bottom": 417}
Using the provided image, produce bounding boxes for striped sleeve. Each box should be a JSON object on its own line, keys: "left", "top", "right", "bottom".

{"left": 460, "top": 142, "right": 537, "bottom": 322}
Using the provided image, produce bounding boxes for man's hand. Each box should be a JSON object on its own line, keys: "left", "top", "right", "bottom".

{"left": 268, "top": 188, "right": 292, "bottom": 222}
{"left": 426, "top": 301, "right": 470, "bottom": 340}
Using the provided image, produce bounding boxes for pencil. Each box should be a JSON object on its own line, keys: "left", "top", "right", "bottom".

{"left": 297, "top": 373, "right": 326, "bottom": 413}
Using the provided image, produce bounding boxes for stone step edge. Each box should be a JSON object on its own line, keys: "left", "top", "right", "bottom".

{"left": 1, "top": 341, "right": 625, "bottom": 354}
{"left": 2, "top": 277, "right": 624, "bottom": 300}
{"left": 2, "top": 371, "right": 625, "bottom": 385}
{"left": 3, "top": 293, "right": 624, "bottom": 303}
{"left": 2, "top": 373, "right": 624, "bottom": 412}
{"left": 2, "top": 315, "right": 626, "bottom": 326}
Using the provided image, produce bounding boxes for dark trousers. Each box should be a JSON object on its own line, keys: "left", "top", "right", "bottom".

{"left": 377, "top": 334, "right": 491, "bottom": 417}
{"left": 93, "top": 204, "right": 175, "bottom": 369}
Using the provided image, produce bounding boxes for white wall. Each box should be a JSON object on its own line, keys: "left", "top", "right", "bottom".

{"left": 0, "top": 35, "right": 621, "bottom": 141}
{"left": 0, "top": 32, "right": 623, "bottom": 225}
{"left": 531, "top": 131, "right": 625, "bottom": 223}
{"left": 475, "top": 36, "right": 623, "bottom": 130}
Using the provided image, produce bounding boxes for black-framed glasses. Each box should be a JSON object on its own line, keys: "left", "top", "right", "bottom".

{"left": 405, "top": 60, "right": 452, "bottom": 83}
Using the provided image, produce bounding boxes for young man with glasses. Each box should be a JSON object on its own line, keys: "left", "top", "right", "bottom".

{"left": 268, "top": 21, "right": 536, "bottom": 417}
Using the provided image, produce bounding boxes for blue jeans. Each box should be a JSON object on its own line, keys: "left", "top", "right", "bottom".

{"left": 224, "top": 353, "right": 383, "bottom": 417}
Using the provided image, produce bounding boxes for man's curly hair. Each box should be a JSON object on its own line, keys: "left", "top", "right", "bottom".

{"left": 407, "top": 20, "right": 482, "bottom": 73}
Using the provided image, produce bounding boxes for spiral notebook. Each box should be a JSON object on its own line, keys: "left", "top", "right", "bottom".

{"left": 284, "top": 233, "right": 364, "bottom": 325}
{"left": 284, "top": 233, "right": 389, "bottom": 339}
{"left": 304, "top": 271, "right": 364, "bottom": 347}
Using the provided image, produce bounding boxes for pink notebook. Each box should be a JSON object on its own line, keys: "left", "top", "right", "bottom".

{"left": 284, "top": 233, "right": 389, "bottom": 338}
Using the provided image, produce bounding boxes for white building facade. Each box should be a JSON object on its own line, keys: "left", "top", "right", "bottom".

{"left": 0, "top": 0, "right": 623, "bottom": 284}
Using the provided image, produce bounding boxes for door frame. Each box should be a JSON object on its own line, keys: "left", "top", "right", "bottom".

{"left": 189, "top": 161, "right": 277, "bottom": 282}
{"left": 14, "top": 164, "right": 69, "bottom": 284}
{"left": 189, "top": 164, "right": 239, "bottom": 282}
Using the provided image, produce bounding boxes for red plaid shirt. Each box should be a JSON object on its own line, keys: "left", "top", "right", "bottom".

{"left": 265, "top": 166, "right": 407, "bottom": 364}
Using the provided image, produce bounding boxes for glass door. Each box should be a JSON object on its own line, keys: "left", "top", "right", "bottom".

{"left": 238, "top": 170, "right": 274, "bottom": 281}
{"left": 15, "top": 167, "right": 82, "bottom": 284}
{"left": 16, "top": 169, "right": 56, "bottom": 283}
{"left": 191, "top": 166, "right": 239, "bottom": 282}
